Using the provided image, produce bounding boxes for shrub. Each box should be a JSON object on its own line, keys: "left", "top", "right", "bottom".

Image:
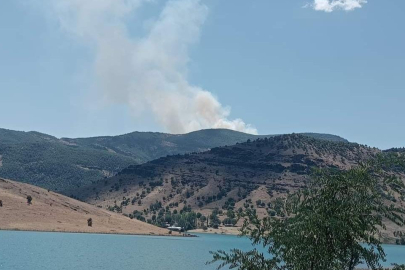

{"left": 87, "top": 218, "right": 92, "bottom": 227}
{"left": 27, "top": 195, "right": 32, "bottom": 205}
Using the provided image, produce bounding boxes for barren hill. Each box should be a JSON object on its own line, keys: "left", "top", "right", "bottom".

{"left": 0, "top": 178, "right": 169, "bottom": 235}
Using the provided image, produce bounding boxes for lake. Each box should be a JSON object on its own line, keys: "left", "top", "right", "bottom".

{"left": 1, "top": 231, "right": 405, "bottom": 270}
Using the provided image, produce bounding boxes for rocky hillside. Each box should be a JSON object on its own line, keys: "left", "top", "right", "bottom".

{"left": 0, "top": 177, "right": 169, "bottom": 235}
{"left": 0, "top": 128, "right": 346, "bottom": 194}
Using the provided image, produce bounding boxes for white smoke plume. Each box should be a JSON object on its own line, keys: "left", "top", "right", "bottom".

{"left": 45, "top": 0, "right": 258, "bottom": 134}
{"left": 308, "top": 0, "right": 367, "bottom": 12}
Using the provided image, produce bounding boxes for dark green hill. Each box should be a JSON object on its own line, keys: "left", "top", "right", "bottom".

{"left": 0, "top": 129, "right": 136, "bottom": 192}
{"left": 0, "top": 128, "right": 348, "bottom": 193}
{"left": 384, "top": 148, "right": 405, "bottom": 153}
{"left": 61, "top": 129, "right": 348, "bottom": 163}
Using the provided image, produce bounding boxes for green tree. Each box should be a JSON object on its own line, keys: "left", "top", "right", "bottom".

{"left": 87, "top": 218, "right": 92, "bottom": 227}
{"left": 209, "top": 156, "right": 405, "bottom": 270}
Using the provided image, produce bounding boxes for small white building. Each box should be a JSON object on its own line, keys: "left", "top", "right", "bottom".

{"left": 167, "top": 226, "right": 183, "bottom": 232}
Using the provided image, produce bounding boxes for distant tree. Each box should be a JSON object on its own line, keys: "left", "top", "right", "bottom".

{"left": 396, "top": 236, "right": 405, "bottom": 245}
{"left": 26, "top": 195, "right": 32, "bottom": 205}
{"left": 0, "top": 200, "right": 2, "bottom": 207}
{"left": 392, "top": 264, "right": 405, "bottom": 270}
{"left": 226, "top": 209, "right": 235, "bottom": 219}
{"left": 87, "top": 218, "right": 92, "bottom": 227}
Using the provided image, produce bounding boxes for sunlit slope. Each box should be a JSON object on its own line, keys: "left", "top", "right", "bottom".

{"left": 0, "top": 178, "right": 169, "bottom": 235}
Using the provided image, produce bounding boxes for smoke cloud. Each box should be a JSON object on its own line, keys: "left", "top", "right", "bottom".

{"left": 46, "top": 0, "right": 257, "bottom": 134}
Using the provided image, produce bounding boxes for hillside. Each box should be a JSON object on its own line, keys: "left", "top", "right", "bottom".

{"left": 78, "top": 133, "right": 376, "bottom": 202}
{"left": 76, "top": 134, "right": 405, "bottom": 242}
{"left": 0, "top": 128, "right": 347, "bottom": 193}
{"left": 61, "top": 129, "right": 348, "bottom": 163}
{"left": 74, "top": 135, "right": 399, "bottom": 234}
{"left": 0, "top": 177, "right": 169, "bottom": 235}
{"left": 78, "top": 134, "right": 375, "bottom": 202}
{"left": 0, "top": 128, "right": 136, "bottom": 193}
{"left": 385, "top": 148, "right": 405, "bottom": 153}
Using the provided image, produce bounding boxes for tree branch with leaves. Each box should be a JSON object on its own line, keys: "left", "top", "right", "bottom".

{"left": 209, "top": 153, "right": 405, "bottom": 270}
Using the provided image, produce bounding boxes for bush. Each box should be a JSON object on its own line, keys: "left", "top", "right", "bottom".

{"left": 396, "top": 236, "right": 405, "bottom": 245}
{"left": 27, "top": 195, "right": 32, "bottom": 205}
{"left": 87, "top": 218, "right": 92, "bottom": 227}
{"left": 0, "top": 200, "right": 2, "bottom": 207}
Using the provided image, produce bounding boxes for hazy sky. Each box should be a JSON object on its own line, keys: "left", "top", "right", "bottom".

{"left": 0, "top": 0, "right": 404, "bottom": 149}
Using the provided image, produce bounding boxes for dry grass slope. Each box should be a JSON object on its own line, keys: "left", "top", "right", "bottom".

{"left": 0, "top": 178, "right": 169, "bottom": 235}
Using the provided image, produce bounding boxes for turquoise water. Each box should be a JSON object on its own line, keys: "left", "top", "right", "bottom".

{"left": 0, "top": 231, "right": 404, "bottom": 270}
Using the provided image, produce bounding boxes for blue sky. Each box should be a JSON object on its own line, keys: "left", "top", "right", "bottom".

{"left": 0, "top": 0, "right": 404, "bottom": 149}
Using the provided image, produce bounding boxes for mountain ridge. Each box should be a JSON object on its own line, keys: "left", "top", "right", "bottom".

{"left": 0, "top": 127, "right": 347, "bottom": 193}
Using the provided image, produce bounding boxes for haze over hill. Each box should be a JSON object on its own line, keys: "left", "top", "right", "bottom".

{"left": 0, "top": 177, "right": 168, "bottom": 235}
{"left": 0, "top": 127, "right": 346, "bottom": 193}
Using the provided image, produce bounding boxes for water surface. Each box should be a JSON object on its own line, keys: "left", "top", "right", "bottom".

{"left": 1, "top": 231, "right": 404, "bottom": 270}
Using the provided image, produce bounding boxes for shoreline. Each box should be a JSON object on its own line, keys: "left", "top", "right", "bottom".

{"left": 0, "top": 227, "right": 186, "bottom": 237}
{"left": 1, "top": 227, "right": 402, "bottom": 246}
{"left": 188, "top": 227, "right": 399, "bottom": 245}
{"left": 189, "top": 226, "right": 241, "bottom": 236}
